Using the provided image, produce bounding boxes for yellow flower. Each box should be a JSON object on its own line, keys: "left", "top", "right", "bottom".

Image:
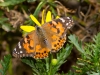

{"left": 20, "top": 10, "right": 59, "bottom": 32}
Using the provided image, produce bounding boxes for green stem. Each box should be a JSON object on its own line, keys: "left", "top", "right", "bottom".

{"left": 47, "top": 55, "right": 53, "bottom": 75}
{"left": 33, "top": 0, "right": 47, "bottom": 17}
{"left": 29, "top": 0, "right": 47, "bottom": 25}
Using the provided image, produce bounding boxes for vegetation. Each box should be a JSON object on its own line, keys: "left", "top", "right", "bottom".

{"left": 0, "top": 0, "right": 100, "bottom": 75}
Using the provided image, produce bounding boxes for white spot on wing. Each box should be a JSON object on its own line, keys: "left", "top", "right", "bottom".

{"left": 67, "top": 17, "right": 70, "bottom": 19}
{"left": 18, "top": 42, "right": 21, "bottom": 49}
{"left": 69, "top": 19, "right": 72, "bottom": 22}
{"left": 67, "top": 26, "right": 71, "bottom": 29}
{"left": 66, "top": 23, "right": 69, "bottom": 26}
{"left": 14, "top": 48, "right": 16, "bottom": 51}
{"left": 59, "top": 18, "right": 65, "bottom": 23}
{"left": 20, "top": 51, "right": 23, "bottom": 53}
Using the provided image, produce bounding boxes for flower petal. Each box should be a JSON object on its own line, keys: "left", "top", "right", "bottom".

{"left": 46, "top": 11, "right": 52, "bottom": 22}
{"left": 56, "top": 16, "right": 60, "bottom": 19}
{"left": 20, "top": 26, "right": 35, "bottom": 32}
{"left": 41, "top": 9, "right": 45, "bottom": 25}
{"left": 30, "top": 14, "right": 41, "bottom": 26}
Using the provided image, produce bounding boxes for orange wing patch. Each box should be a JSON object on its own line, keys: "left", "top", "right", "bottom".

{"left": 34, "top": 45, "right": 50, "bottom": 59}
{"left": 50, "top": 21, "right": 66, "bottom": 52}
{"left": 55, "top": 22, "right": 65, "bottom": 36}
{"left": 51, "top": 35, "right": 66, "bottom": 52}
{"left": 50, "top": 21, "right": 65, "bottom": 36}
{"left": 51, "top": 27, "right": 58, "bottom": 33}
{"left": 23, "top": 34, "right": 35, "bottom": 53}
{"left": 23, "top": 39, "right": 35, "bottom": 53}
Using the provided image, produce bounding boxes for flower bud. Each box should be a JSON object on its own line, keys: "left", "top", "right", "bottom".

{"left": 51, "top": 59, "right": 58, "bottom": 65}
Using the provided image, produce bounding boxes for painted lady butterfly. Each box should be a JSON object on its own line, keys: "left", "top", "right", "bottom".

{"left": 13, "top": 17, "right": 74, "bottom": 59}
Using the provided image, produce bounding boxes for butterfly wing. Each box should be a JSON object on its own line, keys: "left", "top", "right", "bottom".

{"left": 13, "top": 30, "right": 50, "bottom": 59}
{"left": 42, "top": 17, "right": 74, "bottom": 52}
{"left": 13, "top": 31, "right": 36, "bottom": 58}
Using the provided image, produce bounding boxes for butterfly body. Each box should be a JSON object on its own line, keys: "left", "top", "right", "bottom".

{"left": 13, "top": 17, "right": 74, "bottom": 59}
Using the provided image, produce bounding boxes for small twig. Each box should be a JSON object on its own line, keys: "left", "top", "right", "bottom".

{"left": 77, "top": 0, "right": 83, "bottom": 20}
{"left": 78, "top": 5, "right": 82, "bottom": 19}
{"left": 21, "top": 7, "right": 29, "bottom": 19}
{"left": 83, "top": 4, "right": 92, "bottom": 22}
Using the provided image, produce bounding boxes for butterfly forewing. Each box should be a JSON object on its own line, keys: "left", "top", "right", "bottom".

{"left": 13, "top": 40, "right": 34, "bottom": 58}
{"left": 42, "top": 17, "right": 74, "bottom": 53}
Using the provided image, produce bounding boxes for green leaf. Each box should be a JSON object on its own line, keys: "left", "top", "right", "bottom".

{"left": 22, "top": 58, "right": 36, "bottom": 68}
{"left": 89, "top": 72, "right": 99, "bottom": 75}
{"left": 68, "top": 34, "right": 85, "bottom": 53}
{"left": 70, "top": 32, "right": 100, "bottom": 74}
{"left": 0, "top": 0, "right": 25, "bottom": 6}
{"left": 22, "top": 58, "right": 40, "bottom": 75}
{"left": 0, "top": 55, "right": 11, "bottom": 75}
{"left": 27, "top": 0, "right": 36, "bottom": 2}
{"left": 0, "top": 18, "right": 13, "bottom": 32}
{"left": 2, "top": 23, "right": 12, "bottom": 32}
